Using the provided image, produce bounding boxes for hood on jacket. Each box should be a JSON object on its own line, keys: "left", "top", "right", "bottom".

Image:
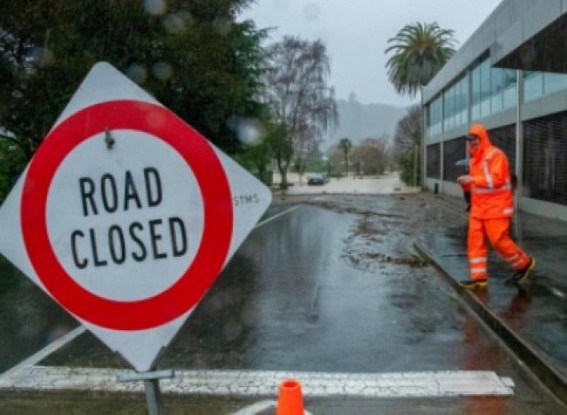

{"left": 468, "top": 123, "right": 491, "bottom": 158}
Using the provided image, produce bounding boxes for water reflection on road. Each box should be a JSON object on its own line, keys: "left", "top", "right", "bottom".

{"left": 0, "top": 195, "right": 535, "bottom": 378}
{"left": 0, "top": 257, "right": 76, "bottom": 373}
{"left": 162, "top": 197, "right": 520, "bottom": 377}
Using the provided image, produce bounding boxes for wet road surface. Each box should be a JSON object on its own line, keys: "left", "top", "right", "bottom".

{"left": 0, "top": 193, "right": 565, "bottom": 414}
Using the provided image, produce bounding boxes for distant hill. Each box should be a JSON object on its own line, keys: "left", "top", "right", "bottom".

{"left": 323, "top": 97, "right": 409, "bottom": 146}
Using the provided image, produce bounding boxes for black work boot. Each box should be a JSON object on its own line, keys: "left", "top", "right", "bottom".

{"left": 459, "top": 279, "right": 488, "bottom": 290}
{"left": 511, "top": 258, "right": 536, "bottom": 284}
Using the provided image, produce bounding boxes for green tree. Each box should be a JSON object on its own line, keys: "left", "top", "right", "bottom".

{"left": 393, "top": 105, "right": 422, "bottom": 186}
{"left": 234, "top": 111, "right": 277, "bottom": 185}
{"left": 385, "top": 22, "right": 455, "bottom": 187}
{"left": 266, "top": 120, "right": 293, "bottom": 189}
{"left": 0, "top": 0, "right": 266, "bottom": 162}
{"left": 385, "top": 22, "right": 456, "bottom": 97}
{"left": 338, "top": 137, "right": 352, "bottom": 177}
{"left": 0, "top": 140, "right": 26, "bottom": 202}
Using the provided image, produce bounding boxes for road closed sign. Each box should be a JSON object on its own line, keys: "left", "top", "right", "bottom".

{"left": 0, "top": 62, "right": 272, "bottom": 371}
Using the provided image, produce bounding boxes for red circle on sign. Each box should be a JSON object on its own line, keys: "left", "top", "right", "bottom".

{"left": 21, "top": 100, "right": 233, "bottom": 330}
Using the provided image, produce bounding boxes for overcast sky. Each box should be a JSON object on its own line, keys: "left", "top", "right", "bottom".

{"left": 239, "top": 0, "right": 502, "bottom": 107}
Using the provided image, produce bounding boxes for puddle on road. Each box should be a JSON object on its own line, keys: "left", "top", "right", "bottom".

{"left": 303, "top": 194, "right": 461, "bottom": 274}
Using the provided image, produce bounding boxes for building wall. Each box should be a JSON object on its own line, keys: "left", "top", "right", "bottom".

{"left": 422, "top": 0, "right": 567, "bottom": 221}
{"left": 423, "top": 0, "right": 541, "bottom": 103}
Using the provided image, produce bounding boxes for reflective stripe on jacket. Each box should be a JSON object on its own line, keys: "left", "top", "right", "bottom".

{"left": 468, "top": 124, "right": 514, "bottom": 219}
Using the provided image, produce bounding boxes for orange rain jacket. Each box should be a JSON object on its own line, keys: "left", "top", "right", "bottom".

{"left": 467, "top": 124, "right": 514, "bottom": 219}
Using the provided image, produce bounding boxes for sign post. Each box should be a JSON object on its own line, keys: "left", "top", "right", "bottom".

{"left": 117, "top": 370, "right": 175, "bottom": 415}
{"left": 0, "top": 62, "right": 272, "bottom": 409}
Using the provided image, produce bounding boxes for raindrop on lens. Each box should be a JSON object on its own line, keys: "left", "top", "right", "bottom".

{"left": 164, "top": 12, "right": 192, "bottom": 34}
{"left": 153, "top": 62, "right": 174, "bottom": 81}
{"left": 29, "top": 47, "right": 54, "bottom": 67}
{"left": 126, "top": 64, "right": 148, "bottom": 84}
{"left": 213, "top": 17, "right": 231, "bottom": 36}
{"left": 237, "top": 119, "right": 262, "bottom": 146}
{"left": 143, "top": 0, "right": 166, "bottom": 15}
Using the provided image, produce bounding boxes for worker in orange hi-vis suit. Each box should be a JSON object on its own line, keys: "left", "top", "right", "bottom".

{"left": 457, "top": 123, "right": 536, "bottom": 290}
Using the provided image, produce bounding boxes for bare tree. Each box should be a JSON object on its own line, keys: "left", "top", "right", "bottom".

{"left": 350, "top": 136, "right": 391, "bottom": 176}
{"left": 261, "top": 36, "right": 338, "bottom": 188}
{"left": 394, "top": 105, "right": 422, "bottom": 152}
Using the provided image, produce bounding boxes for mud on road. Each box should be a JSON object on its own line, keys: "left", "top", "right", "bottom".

{"left": 273, "top": 192, "right": 468, "bottom": 274}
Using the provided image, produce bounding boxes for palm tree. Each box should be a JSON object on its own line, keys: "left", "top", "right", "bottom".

{"left": 385, "top": 22, "right": 457, "bottom": 97}
{"left": 339, "top": 137, "right": 353, "bottom": 178}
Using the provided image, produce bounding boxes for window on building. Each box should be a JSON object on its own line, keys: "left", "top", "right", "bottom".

{"left": 442, "top": 76, "right": 467, "bottom": 131}
{"left": 443, "top": 83, "right": 455, "bottom": 131}
{"left": 524, "top": 71, "right": 544, "bottom": 102}
{"left": 443, "top": 137, "right": 467, "bottom": 182}
{"left": 524, "top": 112, "right": 567, "bottom": 206}
{"left": 426, "top": 143, "right": 441, "bottom": 179}
{"left": 426, "top": 96, "right": 443, "bottom": 140}
{"left": 471, "top": 62, "right": 481, "bottom": 120}
{"left": 543, "top": 73, "right": 567, "bottom": 96}
{"left": 488, "top": 125, "right": 516, "bottom": 174}
{"left": 491, "top": 68, "right": 504, "bottom": 113}
{"left": 458, "top": 77, "right": 468, "bottom": 125}
{"left": 471, "top": 59, "right": 517, "bottom": 120}
{"left": 524, "top": 71, "right": 567, "bottom": 102}
{"left": 480, "top": 59, "right": 491, "bottom": 117}
{"left": 502, "top": 69, "right": 517, "bottom": 109}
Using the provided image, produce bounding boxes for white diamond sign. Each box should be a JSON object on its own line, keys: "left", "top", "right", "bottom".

{"left": 0, "top": 62, "right": 272, "bottom": 371}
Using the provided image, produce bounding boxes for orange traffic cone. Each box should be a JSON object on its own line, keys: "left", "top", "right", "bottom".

{"left": 276, "top": 379, "right": 304, "bottom": 415}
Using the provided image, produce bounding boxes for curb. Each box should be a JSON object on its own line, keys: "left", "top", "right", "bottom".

{"left": 414, "top": 239, "right": 567, "bottom": 407}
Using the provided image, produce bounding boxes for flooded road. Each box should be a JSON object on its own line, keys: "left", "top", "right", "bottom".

{"left": 0, "top": 193, "right": 565, "bottom": 414}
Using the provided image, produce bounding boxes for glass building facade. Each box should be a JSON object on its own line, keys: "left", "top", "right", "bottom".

{"left": 425, "top": 67, "right": 567, "bottom": 206}
{"left": 425, "top": 56, "right": 528, "bottom": 144}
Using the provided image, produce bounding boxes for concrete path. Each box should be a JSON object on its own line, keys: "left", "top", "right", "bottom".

{"left": 415, "top": 193, "right": 567, "bottom": 405}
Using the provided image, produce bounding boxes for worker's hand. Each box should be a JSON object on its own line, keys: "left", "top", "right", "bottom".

{"left": 457, "top": 175, "right": 474, "bottom": 185}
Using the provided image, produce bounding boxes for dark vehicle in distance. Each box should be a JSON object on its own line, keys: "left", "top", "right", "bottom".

{"left": 307, "top": 173, "right": 329, "bottom": 185}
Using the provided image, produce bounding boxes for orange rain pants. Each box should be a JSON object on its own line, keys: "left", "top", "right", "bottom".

{"left": 467, "top": 216, "right": 530, "bottom": 281}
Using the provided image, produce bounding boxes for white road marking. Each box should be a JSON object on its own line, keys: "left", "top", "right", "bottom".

{"left": 229, "top": 400, "right": 314, "bottom": 415}
{"left": 0, "top": 367, "right": 514, "bottom": 398}
{"left": 0, "top": 203, "right": 515, "bottom": 402}
{"left": 230, "top": 400, "right": 276, "bottom": 415}
{"left": 0, "top": 205, "right": 299, "bottom": 380}
{"left": 0, "top": 325, "right": 86, "bottom": 378}
{"left": 254, "top": 205, "right": 301, "bottom": 228}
